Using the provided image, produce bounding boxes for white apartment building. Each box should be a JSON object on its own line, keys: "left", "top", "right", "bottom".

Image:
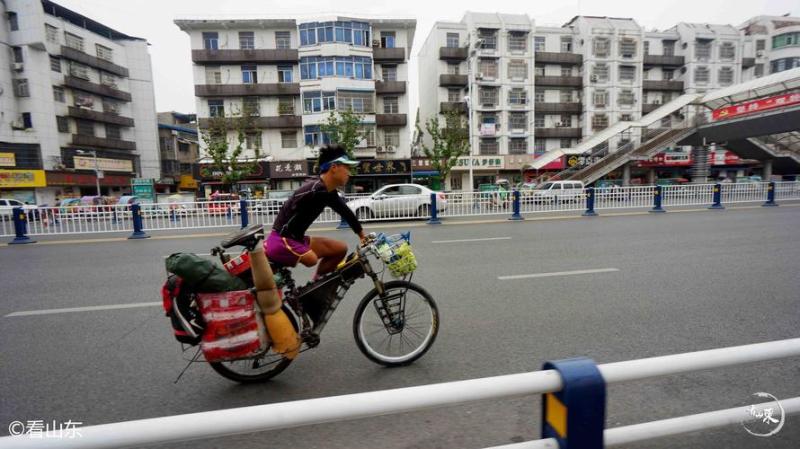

{"left": 176, "top": 16, "right": 416, "bottom": 194}
{"left": 0, "top": 0, "right": 159, "bottom": 205}
{"left": 740, "top": 15, "right": 800, "bottom": 81}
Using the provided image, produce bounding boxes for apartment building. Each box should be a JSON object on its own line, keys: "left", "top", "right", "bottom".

{"left": 1, "top": 0, "right": 159, "bottom": 205}
{"left": 740, "top": 15, "right": 800, "bottom": 81}
{"left": 157, "top": 112, "right": 199, "bottom": 194}
{"left": 176, "top": 16, "right": 416, "bottom": 194}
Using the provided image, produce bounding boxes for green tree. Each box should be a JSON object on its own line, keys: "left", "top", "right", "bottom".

{"left": 320, "top": 109, "right": 368, "bottom": 158}
{"left": 415, "top": 109, "right": 470, "bottom": 189}
{"left": 199, "top": 108, "right": 261, "bottom": 190}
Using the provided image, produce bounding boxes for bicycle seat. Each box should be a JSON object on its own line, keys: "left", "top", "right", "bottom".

{"left": 221, "top": 223, "right": 264, "bottom": 250}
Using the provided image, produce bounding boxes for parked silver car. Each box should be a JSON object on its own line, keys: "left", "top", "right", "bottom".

{"left": 346, "top": 184, "right": 447, "bottom": 220}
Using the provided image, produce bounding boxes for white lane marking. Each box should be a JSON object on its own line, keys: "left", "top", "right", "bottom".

{"left": 5, "top": 302, "right": 161, "bottom": 317}
{"left": 498, "top": 268, "right": 620, "bottom": 281}
{"left": 433, "top": 237, "right": 512, "bottom": 244}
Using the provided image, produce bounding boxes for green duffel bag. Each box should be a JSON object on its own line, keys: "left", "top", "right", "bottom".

{"left": 165, "top": 253, "right": 247, "bottom": 293}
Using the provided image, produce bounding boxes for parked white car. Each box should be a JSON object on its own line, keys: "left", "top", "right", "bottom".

{"left": 531, "top": 181, "right": 586, "bottom": 204}
{"left": 0, "top": 198, "right": 37, "bottom": 220}
{"left": 346, "top": 184, "right": 447, "bottom": 220}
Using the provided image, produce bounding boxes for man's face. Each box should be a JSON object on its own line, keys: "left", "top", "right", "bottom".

{"left": 329, "top": 163, "right": 351, "bottom": 186}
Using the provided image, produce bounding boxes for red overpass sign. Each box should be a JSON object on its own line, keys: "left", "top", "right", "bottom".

{"left": 712, "top": 93, "right": 800, "bottom": 121}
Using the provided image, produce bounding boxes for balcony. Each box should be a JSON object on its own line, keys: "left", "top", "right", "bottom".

{"left": 60, "top": 46, "right": 129, "bottom": 77}
{"left": 534, "top": 52, "right": 583, "bottom": 65}
{"left": 198, "top": 115, "right": 302, "bottom": 129}
{"left": 373, "top": 47, "right": 406, "bottom": 62}
{"left": 376, "top": 114, "right": 407, "bottom": 127}
{"left": 439, "top": 47, "right": 468, "bottom": 60}
{"left": 534, "top": 76, "right": 583, "bottom": 87}
{"left": 195, "top": 83, "right": 301, "bottom": 97}
{"left": 68, "top": 107, "right": 134, "bottom": 127}
{"left": 64, "top": 76, "right": 132, "bottom": 102}
{"left": 375, "top": 80, "right": 406, "bottom": 95}
{"left": 642, "top": 80, "right": 684, "bottom": 91}
{"left": 534, "top": 128, "right": 582, "bottom": 138}
{"left": 72, "top": 134, "right": 136, "bottom": 151}
{"left": 534, "top": 102, "right": 582, "bottom": 114}
{"left": 191, "top": 49, "right": 298, "bottom": 65}
{"left": 643, "top": 55, "right": 686, "bottom": 67}
{"left": 742, "top": 57, "right": 756, "bottom": 69}
{"left": 440, "top": 101, "right": 467, "bottom": 114}
{"left": 439, "top": 74, "right": 468, "bottom": 87}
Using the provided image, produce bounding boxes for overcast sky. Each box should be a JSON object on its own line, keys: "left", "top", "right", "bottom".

{"left": 53, "top": 0, "right": 798, "bottom": 115}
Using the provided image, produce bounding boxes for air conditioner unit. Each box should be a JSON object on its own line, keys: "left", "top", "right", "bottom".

{"left": 372, "top": 40, "right": 381, "bottom": 47}
{"left": 756, "top": 50, "right": 764, "bottom": 57}
{"left": 11, "top": 63, "right": 24, "bottom": 71}
{"left": 11, "top": 120, "right": 25, "bottom": 130}
{"left": 171, "top": 130, "right": 179, "bottom": 136}
{"left": 376, "top": 146, "right": 385, "bottom": 153}
{"left": 590, "top": 74, "right": 598, "bottom": 82}
{"left": 386, "top": 145, "right": 396, "bottom": 153}
{"left": 476, "top": 73, "right": 485, "bottom": 79}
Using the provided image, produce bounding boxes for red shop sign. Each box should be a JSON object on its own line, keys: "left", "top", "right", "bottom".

{"left": 712, "top": 93, "right": 800, "bottom": 121}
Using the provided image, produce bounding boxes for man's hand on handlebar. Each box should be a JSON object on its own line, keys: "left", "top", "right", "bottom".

{"left": 359, "top": 231, "right": 376, "bottom": 246}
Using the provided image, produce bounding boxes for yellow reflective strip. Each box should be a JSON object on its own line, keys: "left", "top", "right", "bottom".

{"left": 546, "top": 393, "right": 567, "bottom": 438}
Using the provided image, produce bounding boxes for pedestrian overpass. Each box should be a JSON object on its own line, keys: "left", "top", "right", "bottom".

{"left": 532, "top": 67, "right": 800, "bottom": 185}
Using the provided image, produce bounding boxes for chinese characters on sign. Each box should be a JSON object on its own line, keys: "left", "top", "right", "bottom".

{"left": 269, "top": 161, "right": 309, "bottom": 179}
{"left": 451, "top": 156, "right": 505, "bottom": 170}
{"left": 310, "top": 160, "right": 411, "bottom": 176}
{"left": 712, "top": 93, "right": 800, "bottom": 121}
{"left": 0, "top": 152, "right": 16, "bottom": 167}
{"left": 567, "top": 155, "right": 602, "bottom": 168}
{"left": 74, "top": 156, "right": 133, "bottom": 173}
{"left": 0, "top": 170, "right": 47, "bottom": 188}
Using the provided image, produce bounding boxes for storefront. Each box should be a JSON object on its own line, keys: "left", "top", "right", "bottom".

{"left": 506, "top": 154, "right": 565, "bottom": 185}
{"left": 0, "top": 169, "right": 47, "bottom": 204}
{"left": 45, "top": 171, "right": 134, "bottom": 203}
{"left": 269, "top": 160, "right": 311, "bottom": 192}
{"left": 198, "top": 161, "right": 269, "bottom": 198}
{"left": 635, "top": 149, "right": 758, "bottom": 183}
{"left": 310, "top": 159, "right": 412, "bottom": 194}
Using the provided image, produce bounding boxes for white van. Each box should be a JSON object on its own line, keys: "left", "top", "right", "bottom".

{"left": 531, "top": 181, "right": 586, "bottom": 204}
{"left": 0, "top": 198, "right": 37, "bottom": 220}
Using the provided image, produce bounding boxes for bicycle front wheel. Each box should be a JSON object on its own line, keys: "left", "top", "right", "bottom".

{"left": 353, "top": 280, "right": 439, "bottom": 367}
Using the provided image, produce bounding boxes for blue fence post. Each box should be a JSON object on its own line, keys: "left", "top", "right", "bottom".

{"left": 169, "top": 208, "right": 177, "bottom": 222}
{"left": 541, "top": 357, "right": 606, "bottom": 449}
{"left": 9, "top": 207, "right": 36, "bottom": 245}
{"left": 128, "top": 204, "right": 150, "bottom": 240}
{"left": 226, "top": 205, "right": 233, "bottom": 221}
{"left": 709, "top": 183, "right": 724, "bottom": 210}
{"left": 583, "top": 187, "right": 598, "bottom": 217}
{"left": 649, "top": 185, "right": 666, "bottom": 213}
{"left": 763, "top": 181, "right": 778, "bottom": 207}
{"left": 426, "top": 192, "right": 442, "bottom": 225}
{"left": 111, "top": 207, "right": 118, "bottom": 224}
{"left": 509, "top": 190, "right": 524, "bottom": 221}
{"left": 240, "top": 199, "right": 249, "bottom": 229}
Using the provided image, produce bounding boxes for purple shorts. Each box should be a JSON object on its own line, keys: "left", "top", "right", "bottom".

{"left": 266, "top": 230, "right": 312, "bottom": 267}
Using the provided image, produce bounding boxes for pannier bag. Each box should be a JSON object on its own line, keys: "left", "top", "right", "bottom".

{"left": 196, "top": 290, "right": 269, "bottom": 362}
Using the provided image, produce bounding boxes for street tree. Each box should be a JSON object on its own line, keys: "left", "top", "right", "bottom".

{"left": 415, "top": 109, "right": 470, "bottom": 189}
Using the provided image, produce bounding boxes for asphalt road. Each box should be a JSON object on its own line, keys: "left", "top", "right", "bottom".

{"left": 1, "top": 205, "right": 799, "bottom": 449}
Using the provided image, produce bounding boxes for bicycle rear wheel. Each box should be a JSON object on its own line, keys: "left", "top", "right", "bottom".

{"left": 353, "top": 281, "right": 439, "bottom": 367}
{"left": 208, "top": 304, "right": 297, "bottom": 383}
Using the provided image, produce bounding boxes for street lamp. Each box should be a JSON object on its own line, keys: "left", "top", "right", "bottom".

{"left": 76, "top": 149, "right": 101, "bottom": 196}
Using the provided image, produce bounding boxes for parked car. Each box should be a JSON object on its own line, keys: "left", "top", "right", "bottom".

{"left": 346, "top": 184, "right": 446, "bottom": 220}
{"left": 531, "top": 181, "right": 586, "bottom": 204}
{"left": 0, "top": 198, "right": 37, "bottom": 221}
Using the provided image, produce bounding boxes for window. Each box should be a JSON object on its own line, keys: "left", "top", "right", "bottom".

{"left": 246, "top": 132, "right": 262, "bottom": 149}
{"left": 380, "top": 31, "right": 396, "bottom": 48}
{"left": 300, "top": 56, "right": 372, "bottom": 80}
{"left": 21, "top": 113, "right": 32, "bottom": 129}
{"left": 46, "top": 24, "right": 59, "bottom": 43}
{"left": 643, "top": 41, "right": 650, "bottom": 56}
{"left": 619, "top": 39, "right": 637, "bottom": 58}
{"left": 103, "top": 100, "right": 119, "bottom": 114}
{"left": 663, "top": 69, "right": 674, "bottom": 80}
{"left": 560, "top": 138, "right": 572, "bottom": 148}
{"left": 508, "top": 60, "right": 527, "bottom": 79}
{"left": 65, "top": 32, "right": 84, "bottom": 52}
{"left": 337, "top": 91, "right": 374, "bottom": 113}
{"left": 50, "top": 56, "right": 61, "bottom": 72}
{"left": 203, "top": 32, "right": 218, "bottom": 50}
{"left": 278, "top": 97, "right": 294, "bottom": 115}
{"left": 8, "top": 11, "right": 18, "bottom": 31}
{"left": 534, "top": 36, "right": 545, "bottom": 52}
{"left": 105, "top": 124, "right": 121, "bottom": 140}
{"left": 663, "top": 41, "right": 675, "bottom": 56}
{"left": 447, "top": 63, "right": 460, "bottom": 75}
{"left": 620, "top": 114, "right": 633, "bottom": 121}
{"left": 770, "top": 57, "right": 800, "bottom": 73}
{"left": 619, "top": 65, "right": 635, "bottom": 82}
{"left": 239, "top": 31, "right": 255, "bottom": 50}
{"left": 242, "top": 97, "right": 260, "bottom": 116}
{"left": 277, "top": 65, "right": 293, "bottom": 83}
{"left": 242, "top": 65, "right": 258, "bottom": 84}
{"left": 100, "top": 72, "right": 117, "bottom": 88}
{"left": 53, "top": 86, "right": 65, "bottom": 102}
{"left": 383, "top": 96, "right": 399, "bottom": 114}
{"left": 276, "top": 31, "right": 291, "bottom": 49}
{"left": 560, "top": 91, "right": 573, "bottom": 103}
{"left": 478, "top": 29, "right": 497, "bottom": 50}
{"left": 534, "top": 65, "right": 545, "bottom": 76}
{"left": 754, "top": 64, "right": 764, "bottom": 77}
{"left": 592, "top": 113, "right": 608, "bottom": 130}
{"left": 509, "top": 138, "right": 527, "bottom": 154}
{"left": 382, "top": 65, "right": 397, "bottom": 81}
{"left": 479, "top": 87, "right": 498, "bottom": 106}
{"left": 448, "top": 88, "right": 461, "bottom": 103}
{"left": 12, "top": 46, "right": 23, "bottom": 63}
{"left": 534, "top": 115, "right": 545, "bottom": 128}
{"left": 56, "top": 116, "right": 69, "bottom": 133}
{"left": 772, "top": 32, "right": 800, "bottom": 49}
{"left": 508, "top": 31, "right": 527, "bottom": 52}
{"left": 534, "top": 139, "right": 546, "bottom": 153}
{"left": 509, "top": 88, "right": 527, "bottom": 105}
{"left": 560, "top": 114, "right": 571, "bottom": 127}
{"left": 77, "top": 119, "right": 94, "bottom": 136}
{"left": 756, "top": 39, "right": 766, "bottom": 51}
{"left": 302, "top": 91, "right": 336, "bottom": 113}
{"left": 304, "top": 125, "right": 331, "bottom": 146}
{"left": 695, "top": 40, "right": 712, "bottom": 60}
{"left": 299, "top": 21, "right": 370, "bottom": 47}
{"left": 208, "top": 99, "right": 224, "bottom": 117}
{"left": 281, "top": 131, "right": 297, "bottom": 148}
{"left": 534, "top": 90, "right": 545, "bottom": 103}
{"left": 446, "top": 33, "right": 460, "bottom": 48}
{"left": 593, "top": 89, "right": 608, "bottom": 107}
{"left": 560, "top": 36, "right": 572, "bottom": 52}
{"left": 694, "top": 66, "right": 709, "bottom": 83}
{"left": 509, "top": 112, "right": 527, "bottom": 131}
{"left": 383, "top": 128, "right": 400, "bottom": 147}
{"left": 178, "top": 142, "right": 190, "bottom": 153}
{"left": 593, "top": 37, "right": 610, "bottom": 57}
{"left": 450, "top": 176, "right": 462, "bottom": 190}
{"left": 719, "top": 42, "right": 736, "bottom": 61}
{"left": 69, "top": 62, "right": 89, "bottom": 80}
{"left": 13, "top": 79, "right": 29, "bottom": 97}
{"left": 592, "top": 63, "right": 609, "bottom": 82}
{"left": 95, "top": 44, "right": 113, "bottom": 62}
{"left": 560, "top": 66, "right": 571, "bottom": 77}
{"left": 618, "top": 90, "right": 635, "bottom": 106}
{"left": 479, "top": 59, "right": 498, "bottom": 79}
{"left": 205, "top": 66, "right": 221, "bottom": 84}
{"left": 74, "top": 92, "right": 93, "bottom": 108}
{"left": 479, "top": 138, "right": 498, "bottom": 155}
{"left": 718, "top": 67, "right": 734, "bottom": 86}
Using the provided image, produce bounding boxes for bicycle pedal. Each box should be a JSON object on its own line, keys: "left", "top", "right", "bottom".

{"left": 302, "top": 330, "right": 321, "bottom": 348}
